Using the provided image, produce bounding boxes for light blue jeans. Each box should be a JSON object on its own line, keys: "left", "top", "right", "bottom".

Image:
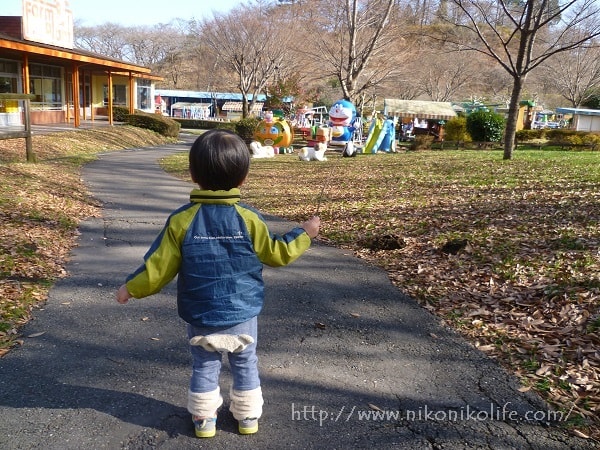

{"left": 187, "top": 316, "right": 260, "bottom": 393}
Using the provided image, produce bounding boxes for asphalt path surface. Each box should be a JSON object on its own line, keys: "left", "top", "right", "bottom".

{"left": 0, "top": 135, "right": 594, "bottom": 449}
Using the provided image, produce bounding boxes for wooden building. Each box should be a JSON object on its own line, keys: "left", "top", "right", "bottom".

{"left": 0, "top": 2, "right": 160, "bottom": 128}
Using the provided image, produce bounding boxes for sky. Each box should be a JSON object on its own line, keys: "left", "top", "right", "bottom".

{"left": 1, "top": 0, "right": 246, "bottom": 26}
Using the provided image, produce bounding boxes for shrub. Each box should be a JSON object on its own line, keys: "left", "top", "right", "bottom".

{"left": 234, "top": 117, "right": 261, "bottom": 144}
{"left": 546, "top": 128, "right": 580, "bottom": 147}
{"left": 466, "top": 110, "right": 505, "bottom": 142}
{"left": 515, "top": 129, "right": 545, "bottom": 141}
{"left": 125, "top": 111, "right": 181, "bottom": 137}
{"left": 545, "top": 128, "right": 578, "bottom": 140}
{"left": 546, "top": 129, "right": 600, "bottom": 150}
{"left": 112, "top": 106, "right": 130, "bottom": 122}
{"left": 173, "top": 119, "right": 235, "bottom": 131}
{"left": 562, "top": 132, "right": 600, "bottom": 150}
{"left": 582, "top": 133, "right": 600, "bottom": 150}
{"left": 444, "top": 116, "right": 470, "bottom": 142}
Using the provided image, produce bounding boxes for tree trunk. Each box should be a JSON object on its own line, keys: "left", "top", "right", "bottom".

{"left": 503, "top": 76, "right": 525, "bottom": 160}
{"left": 242, "top": 96, "right": 249, "bottom": 119}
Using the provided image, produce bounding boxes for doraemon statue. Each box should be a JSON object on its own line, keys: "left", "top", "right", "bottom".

{"left": 328, "top": 99, "right": 356, "bottom": 145}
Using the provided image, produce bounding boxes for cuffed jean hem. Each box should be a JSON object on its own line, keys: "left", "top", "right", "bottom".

{"left": 187, "top": 387, "right": 223, "bottom": 417}
{"left": 229, "top": 386, "right": 264, "bottom": 420}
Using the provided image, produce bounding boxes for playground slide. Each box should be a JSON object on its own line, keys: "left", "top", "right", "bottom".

{"left": 363, "top": 118, "right": 385, "bottom": 154}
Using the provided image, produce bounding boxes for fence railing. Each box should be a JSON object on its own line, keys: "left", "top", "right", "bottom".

{"left": 0, "top": 93, "right": 37, "bottom": 162}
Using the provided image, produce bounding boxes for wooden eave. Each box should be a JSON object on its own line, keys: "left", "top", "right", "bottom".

{"left": 0, "top": 37, "right": 151, "bottom": 74}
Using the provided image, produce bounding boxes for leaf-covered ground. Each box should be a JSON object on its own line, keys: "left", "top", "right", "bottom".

{"left": 237, "top": 150, "right": 600, "bottom": 440}
{"left": 0, "top": 126, "right": 175, "bottom": 355}
{"left": 1, "top": 130, "right": 598, "bottom": 441}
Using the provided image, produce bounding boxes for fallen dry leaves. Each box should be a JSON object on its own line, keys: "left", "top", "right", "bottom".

{"left": 241, "top": 150, "right": 600, "bottom": 439}
{"left": 1, "top": 130, "right": 598, "bottom": 441}
{"left": 0, "top": 126, "right": 174, "bottom": 357}
{"left": 0, "top": 161, "right": 99, "bottom": 357}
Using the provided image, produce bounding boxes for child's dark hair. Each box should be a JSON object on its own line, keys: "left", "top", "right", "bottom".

{"left": 189, "top": 129, "right": 251, "bottom": 190}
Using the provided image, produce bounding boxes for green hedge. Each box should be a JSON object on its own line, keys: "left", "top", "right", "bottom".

{"left": 171, "top": 118, "right": 259, "bottom": 143}
{"left": 112, "top": 106, "right": 130, "bottom": 122}
{"left": 515, "top": 129, "right": 545, "bottom": 141}
{"left": 545, "top": 128, "right": 583, "bottom": 144}
{"left": 124, "top": 112, "right": 181, "bottom": 137}
{"left": 173, "top": 118, "right": 236, "bottom": 132}
{"left": 546, "top": 130, "right": 600, "bottom": 150}
{"left": 515, "top": 128, "right": 600, "bottom": 150}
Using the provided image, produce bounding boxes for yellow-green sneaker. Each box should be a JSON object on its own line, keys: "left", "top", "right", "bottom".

{"left": 238, "top": 417, "right": 258, "bottom": 435}
{"left": 193, "top": 416, "right": 217, "bottom": 438}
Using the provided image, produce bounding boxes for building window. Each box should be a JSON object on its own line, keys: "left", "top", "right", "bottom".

{"left": 29, "top": 63, "right": 63, "bottom": 110}
{"left": 0, "top": 59, "right": 20, "bottom": 93}
{"left": 137, "top": 79, "right": 151, "bottom": 111}
{"left": 103, "top": 84, "right": 127, "bottom": 106}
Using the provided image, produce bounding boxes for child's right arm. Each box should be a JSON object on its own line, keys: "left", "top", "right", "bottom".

{"left": 115, "top": 210, "right": 189, "bottom": 302}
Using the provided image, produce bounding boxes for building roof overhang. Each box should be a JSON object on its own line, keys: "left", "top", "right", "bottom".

{"left": 555, "top": 107, "right": 600, "bottom": 117}
{"left": 0, "top": 33, "right": 153, "bottom": 76}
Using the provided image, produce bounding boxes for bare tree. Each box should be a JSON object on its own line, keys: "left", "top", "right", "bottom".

{"left": 297, "top": 0, "right": 404, "bottom": 112}
{"left": 193, "top": 1, "right": 297, "bottom": 118}
{"left": 75, "top": 23, "right": 132, "bottom": 61}
{"left": 540, "top": 41, "right": 600, "bottom": 107}
{"left": 439, "top": 0, "right": 600, "bottom": 159}
{"left": 75, "top": 21, "right": 190, "bottom": 74}
{"left": 405, "top": 0, "right": 436, "bottom": 26}
{"left": 478, "top": 65, "right": 514, "bottom": 106}
{"left": 418, "top": 49, "right": 477, "bottom": 101}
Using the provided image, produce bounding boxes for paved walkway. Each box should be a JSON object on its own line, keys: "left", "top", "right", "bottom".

{"left": 0, "top": 136, "right": 594, "bottom": 449}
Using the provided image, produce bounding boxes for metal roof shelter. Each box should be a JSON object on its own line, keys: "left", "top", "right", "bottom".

{"left": 155, "top": 90, "right": 266, "bottom": 102}
{"left": 384, "top": 99, "right": 458, "bottom": 120}
{"left": 556, "top": 107, "right": 600, "bottom": 132}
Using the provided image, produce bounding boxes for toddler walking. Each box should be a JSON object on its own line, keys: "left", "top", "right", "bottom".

{"left": 116, "top": 129, "right": 320, "bottom": 437}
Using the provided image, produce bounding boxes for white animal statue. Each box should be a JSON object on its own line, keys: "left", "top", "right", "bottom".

{"left": 342, "top": 140, "right": 357, "bottom": 157}
{"left": 298, "top": 142, "right": 327, "bottom": 161}
{"left": 249, "top": 141, "right": 275, "bottom": 158}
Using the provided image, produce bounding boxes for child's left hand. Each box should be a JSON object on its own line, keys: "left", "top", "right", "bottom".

{"left": 302, "top": 216, "right": 321, "bottom": 238}
{"left": 116, "top": 284, "right": 132, "bottom": 304}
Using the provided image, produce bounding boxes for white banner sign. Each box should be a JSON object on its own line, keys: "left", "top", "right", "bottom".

{"left": 22, "top": 0, "right": 74, "bottom": 49}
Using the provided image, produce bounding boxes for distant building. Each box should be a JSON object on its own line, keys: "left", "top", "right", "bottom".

{"left": 0, "top": 0, "right": 161, "bottom": 127}
{"left": 384, "top": 99, "right": 457, "bottom": 141}
{"left": 154, "top": 89, "right": 266, "bottom": 120}
{"left": 555, "top": 107, "right": 600, "bottom": 132}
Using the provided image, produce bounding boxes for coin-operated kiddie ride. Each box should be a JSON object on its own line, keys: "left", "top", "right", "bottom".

{"left": 328, "top": 99, "right": 357, "bottom": 146}
{"left": 251, "top": 111, "right": 294, "bottom": 157}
